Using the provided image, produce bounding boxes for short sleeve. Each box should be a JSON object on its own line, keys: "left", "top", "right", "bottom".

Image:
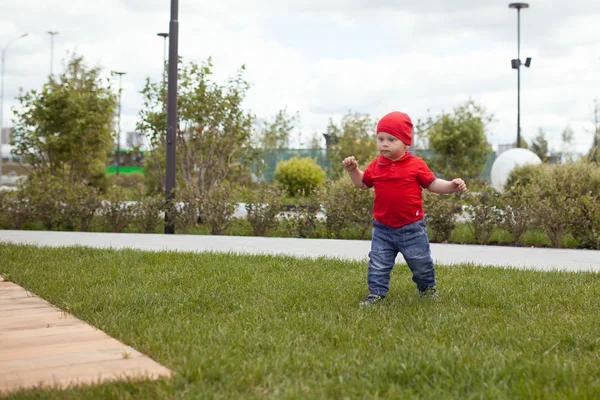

{"left": 416, "top": 158, "right": 436, "bottom": 188}
{"left": 362, "top": 157, "right": 378, "bottom": 188}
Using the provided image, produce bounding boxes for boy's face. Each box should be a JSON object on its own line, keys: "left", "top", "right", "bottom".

{"left": 377, "top": 131, "right": 408, "bottom": 160}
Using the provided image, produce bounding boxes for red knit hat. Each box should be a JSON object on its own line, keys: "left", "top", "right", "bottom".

{"left": 376, "top": 111, "right": 413, "bottom": 146}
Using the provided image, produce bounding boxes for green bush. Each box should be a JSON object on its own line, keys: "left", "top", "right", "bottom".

{"left": 529, "top": 161, "right": 600, "bottom": 248}
{"left": 101, "top": 186, "right": 135, "bottom": 233}
{"left": 0, "top": 189, "right": 31, "bottom": 230}
{"left": 465, "top": 184, "right": 502, "bottom": 245}
{"left": 423, "top": 191, "right": 460, "bottom": 242}
{"left": 60, "top": 183, "right": 102, "bottom": 232}
{"left": 244, "top": 183, "right": 285, "bottom": 236}
{"left": 569, "top": 193, "right": 600, "bottom": 249}
{"left": 24, "top": 176, "right": 65, "bottom": 230}
{"left": 282, "top": 189, "right": 321, "bottom": 238}
{"left": 498, "top": 183, "right": 537, "bottom": 245}
{"left": 202, "top": 182, "right": 238, "bottom": 235}
{"left": 111, "top": 172, "right": 145, "bottom": 189}
{"left": 505, "top": 163, "right": 544, "bottom": 190}
{"left": 169, "top": 184, "right": 201, "bottom": 234}
{"left": 274, "top": 155, "right": 326, "bottom": 197}
{"left": 321, "top": 179, "right": 373, "bottom": 239}
{"left": 133, "top": 187, "right": 165, "bottom": 234}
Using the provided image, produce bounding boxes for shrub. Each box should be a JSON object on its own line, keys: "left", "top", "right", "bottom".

{"left": 0, "top": 188, "right": 31, "bottom": 230}
{"left": 244, "top": 183, "right": 285, "bottom": 236}
{"left": 282, "top": 189, "right": 321, "bottom": 238}
{"left": 423, "top": 191, "right": 459, "bottom": 242}
{"left": 505, "top": 163, "right": 544, "bottom": 190}
{"left": 274, "top": 156, "right": 326, "bottom": 197}
{"left": 569, "top": 193, "right": 600, "bottom": 249}
{"left": 498, "top": 183, "right": 537, "bottom": 244}
{"left": 60, "top": 183, "right": 102, "bottom": 232}
{"left": 465, "top": 184, "right": 502, "bottom": 245}
{"left": 202, "top": 181, "right": 238, "bottom": 235}
{"left": 101, "top": 186, "right": 135, "bottom": 232}
{"left": 133, "top": 186, "right": 165, "bottom": 234}
{"left": 112, "top": 172, "right": 145, "bottom": 189}
{"left": 321, "top": 180, "right": 352, "bottom": 239}
{"left": 170, "top": 184, "right": 201, "bottom": 234}
{"left": 321, "top": 179, "right": 374, "bottom": 239}
{"left": 530, "top": 161, "right": 600, "bottom": 248}
{"left": 24, "top": 176, "right": 65, "bottom": 230}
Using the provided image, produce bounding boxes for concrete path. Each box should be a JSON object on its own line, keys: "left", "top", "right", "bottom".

{"left": 0, "top": 275, "right": 171, "bottom": 396}
{"left": 1, "top": 230, "right": 599, "bottom": 272}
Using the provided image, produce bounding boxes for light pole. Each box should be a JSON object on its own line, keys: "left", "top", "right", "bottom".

{"left": 112, "top": 71, "right": 126, "bottom": 176}
{"left": 509, "top": 3, "right": 532, "bottom": 149}
{"left": 47, "top": 31, "right": 59, "bottom": 76}
{"left": 0, "top": 33, "right": 28, "bottom": 182}
{"left": 156, "top": 32, "right": 168, "bottom": 94}
{"left": 164, "top": 0, "right": 179, "bottom": 234}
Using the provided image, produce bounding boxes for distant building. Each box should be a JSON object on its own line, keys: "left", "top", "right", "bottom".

{"left": 496, "top": 143, "right": 513, "bottom": 156}
{"left": 126, "top": 131, "right": 144, "bottom": 148}
{"left": 1, "top": 127, "right": 11, "bottom": 145}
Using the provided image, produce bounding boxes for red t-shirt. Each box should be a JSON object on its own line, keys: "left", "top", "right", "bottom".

{"left": 362, "top": 152, "right": 436, "bottom": 228}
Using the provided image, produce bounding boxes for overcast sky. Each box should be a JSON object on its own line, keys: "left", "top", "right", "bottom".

{"left": 1, "top": 0, "right": 599, "bottom": 153}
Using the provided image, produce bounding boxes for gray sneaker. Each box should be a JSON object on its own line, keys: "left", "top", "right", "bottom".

{"left": 360, "top": 294, "right": 385, "bottom": 306}
{"left": 419, "top": 287, "right": 437, "bottom": 298}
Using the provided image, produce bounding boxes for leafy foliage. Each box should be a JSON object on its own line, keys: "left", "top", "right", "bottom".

{"left": 137, "top": 58, "right": 257, "bottom": 198}
{"left": 202, "top": 181, "right": 238, "bottom": 235}
{"left": 498, "top": 183, "right": 537, "bottom": 244}
{"left": 244, "top": 183, "right": 286, "bottom": 236}
{"left": 418, "top": 100, "right": 492, "bottom": 182}
{"left": 274, "top": 155, "right": 326, "bottom": 197}
{"left": 529, "top": 128, "right": 550, "bottom": 162}
{"left": 465, "top": 184, "right": 501, "bottom": 245}
{"left": 325, "top": 111, "right": 378, "bottom": 179}
{"left": 255, "top": 108, "right": 299, "bottom": 150}
{"left": 423, "top": 191, "right": 460, "bottom": 242}
{"left": 11, "top": 54, "right": 116, "bottom": 187}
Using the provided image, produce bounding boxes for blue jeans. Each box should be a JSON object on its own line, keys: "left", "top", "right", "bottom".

{"left": 368, "top": 218, "right": 436, "bottom": 296}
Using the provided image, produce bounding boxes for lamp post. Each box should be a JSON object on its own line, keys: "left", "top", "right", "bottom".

{"left": 0, "top": 33, "right": 28, "bottom": 183}
{"left": 164, "top": 0, "right": 179, "bottom": 234}
{"left": 112, "top": 71, "right": 126, "bottom": 176}
{"left": 156, "top": 32, "right": 168, "bottom": 93}
{"left": 47, "top": 31, "right": 59, "bottom": 76}
{"left": 509, "top": 3, "right": 531, "bottom": 149}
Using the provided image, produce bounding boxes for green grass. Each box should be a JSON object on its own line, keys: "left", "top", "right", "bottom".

{"left": 1, "top": 244, "right": 599, "bottom": 399}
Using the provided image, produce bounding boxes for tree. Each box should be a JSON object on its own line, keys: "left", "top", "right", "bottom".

{"left": 560, "top": 126, "right": 575, "bottom": 162}
{"left": 255, "top": 107, "right": 299, "bottom": 150}
{"left": 530, "top": 128, "right": 550, "bottom": 162}
{"left": 419, "top": 99, "right": 492, "bottom": 182}
{"left": 11, "top": 54, "right": 117, "bottom": 188}
{"left": 308, "top": 132, "right": 324, "bottom": 149}
{"left": 589, "top": 98, "right": 600, "bottom": 163}
{"left": 325, "top": 111, "right": 378, "bottom": 179}
{"left": 137, "top": 57, "right": 256, "bottom": 199}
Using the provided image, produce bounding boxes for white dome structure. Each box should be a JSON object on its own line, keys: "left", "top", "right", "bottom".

{"left": 490, "top": 148, "right": 542, "bottom": 192}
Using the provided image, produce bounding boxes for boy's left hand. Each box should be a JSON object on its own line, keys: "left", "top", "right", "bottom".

{"left": 451, "top": 178, "right": 467, "bottom": 192}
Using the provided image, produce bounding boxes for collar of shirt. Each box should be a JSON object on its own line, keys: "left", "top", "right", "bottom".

{"left": 377, "top": 151, "right": 412, "bottom": 166}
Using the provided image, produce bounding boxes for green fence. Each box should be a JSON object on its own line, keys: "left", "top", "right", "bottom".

{"left": 106, "top": 166, "right": 144, "bottom": 175}
{"left": 107, "top": 149, "right": 496, "bottom": 182}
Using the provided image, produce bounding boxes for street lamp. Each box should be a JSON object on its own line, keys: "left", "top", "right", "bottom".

{"left": 509, "top": 2, "right": 532, "bottom": 149}
{"left": 0, "top": 33, "right": 28, "bottom": 183}
{"left": 164, "top": 0, "right": 179, "bottom": 234}
{"left": 156, "top": 32, "right": 168, "bottom": 93}
{"left": 112, "top": 71, "right": 126, "bottom": 176}
{"left": 47, "top": 31, "right": 59, "bottom": 76}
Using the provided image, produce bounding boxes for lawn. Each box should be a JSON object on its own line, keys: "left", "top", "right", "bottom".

{"left": 1, "top": 243, "right": 599, "bottom": 399}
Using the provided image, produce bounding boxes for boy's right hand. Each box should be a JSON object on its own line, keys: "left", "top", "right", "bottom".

{"left": 342, "top": 156, "right": 358, "bottom": 172}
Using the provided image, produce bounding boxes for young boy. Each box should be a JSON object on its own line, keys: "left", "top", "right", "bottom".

{"left": 342, "top": 111, "right": 467, "bottom": 305}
